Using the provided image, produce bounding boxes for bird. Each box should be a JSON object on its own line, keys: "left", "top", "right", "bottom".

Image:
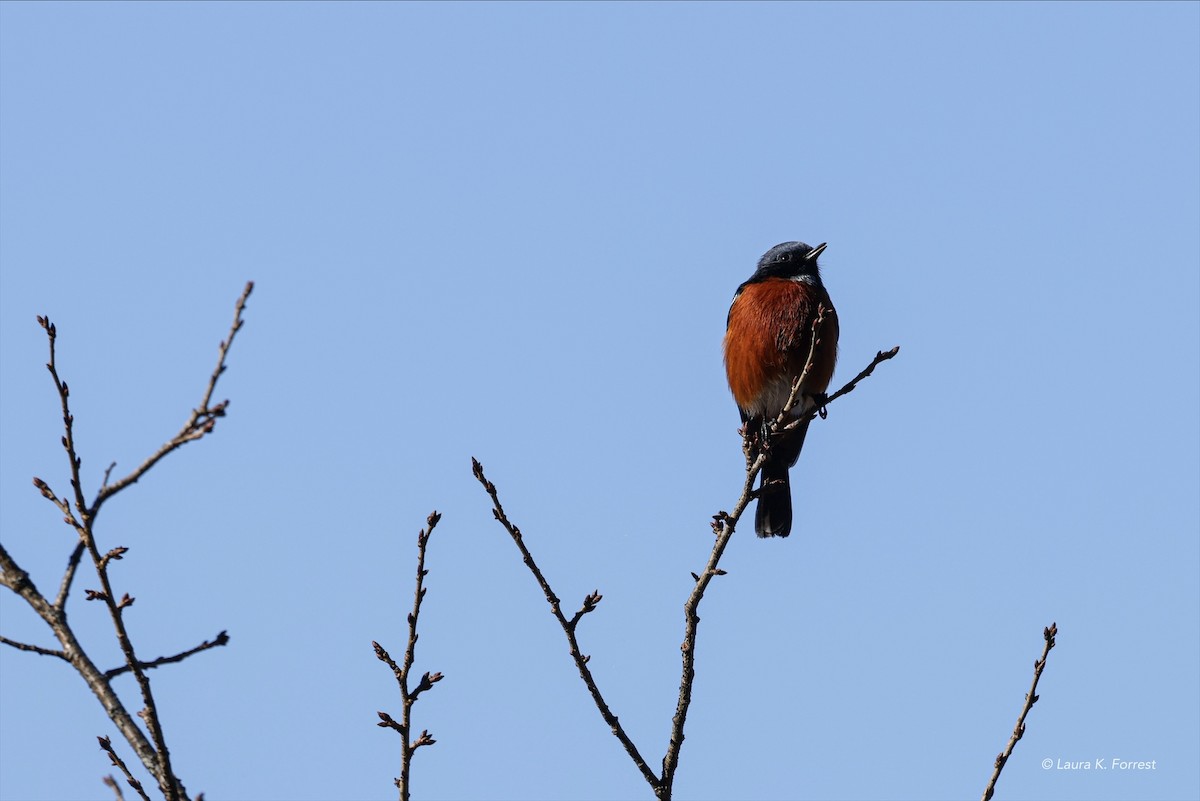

{"left": 723, "top": 241, "right": 839, "bottom": 538}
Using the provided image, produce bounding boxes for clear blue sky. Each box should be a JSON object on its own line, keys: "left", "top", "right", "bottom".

{"left": 1, "top": 2, "right": 1197, "bottom": 800}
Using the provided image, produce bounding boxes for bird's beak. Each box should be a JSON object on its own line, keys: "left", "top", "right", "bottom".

{"left": 806, "top": 242, "right": 828, "bottom": 261}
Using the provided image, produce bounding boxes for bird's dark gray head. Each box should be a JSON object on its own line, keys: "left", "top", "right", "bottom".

{"left": 752, "top": 241, "right": 827, "bottom": 282}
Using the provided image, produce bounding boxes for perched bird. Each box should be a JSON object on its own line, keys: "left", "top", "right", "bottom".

{"left": 723, "top": 241, "right": 839, "bottom": 537}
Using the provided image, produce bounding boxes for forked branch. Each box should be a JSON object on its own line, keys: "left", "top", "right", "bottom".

{"left": 472, "top": 335, "right": 899, "bottom": 799}
{"left": 0, "top": 282, "right": 254, "bottom": 800}
{"left": 93, "top": 282, "right": 254, "bottom": 515}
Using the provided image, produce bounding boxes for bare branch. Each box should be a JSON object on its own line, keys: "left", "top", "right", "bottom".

{"left": 402, "top": 513, "right": 439, "bottom": 701}
{"left": 32, "top": 312, "right": 190, "bottom": 800}
{"left": 568, "top": 590, "right": 604, "bottom": 632}
{"left": 785, "top": 346, "right": 901, "bottom": 437}
{"left": 35, "top": 315, "right": 90, "bottom": 521}
{"left": 55, "top": 540, "right": 87, "bottom": 610}
{"left": 3, "top": 534, "right": 161, "bottom": 790}
{"left": 374, "top": 641, "right": 403, "bottom": 683}
{"left": 782, "top": 344, "right": 901, "bottom": 434}
{"left": 662, "top": 340, "right": 898, "bottom": 793}
{"left": 98, "top": 736, "right": 152, "bottom": 801}
{"left": 102, "top": 774, "right": 126, "bottom": 801}
{"left": 981, "top": 622, "right": 1058, "bottom": 801}
{"left": 104, "top": 631, "right": 230, "bottom": 679}
{"left": 99, "top": 546, "right": 130, "bottom": 572}
{"left": 0, "top": 635, "right": 68, "bottom": 661}
{"left": 375, "top": 511, "right": 444, "bottom": 801}
{"left": 466, "top": 336, "right": 898, "bottom": 800}
{"left": 0, "top": 541, "right": 56, "bottom": 623}
{"left": 779, "top": 305, "right": 830, "bottom": 419}
{"left": 3, "top": 286, "right": 252, "bottom": 799}
{"left": 31, "top": 475, "right": 78, "bottom": 522}
{"left": 472, "top": 459, "right": 663, "bottom": 793}
{"left": 93, "top": 281, "right": 253, "bottom": 514}
{"left": 376, "top": 710, "right": 405, "bottom": 734}
{"left": 660, "top": 442, "right": 765, "bottom": 794}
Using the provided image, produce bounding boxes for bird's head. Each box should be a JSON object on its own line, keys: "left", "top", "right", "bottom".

{"left": 752, "top": 241, "right": 827, "bottom": 282}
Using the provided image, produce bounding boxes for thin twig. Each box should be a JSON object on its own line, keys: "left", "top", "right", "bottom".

{"left": 375, "top": 512, "right": 444, "bottom": 801}
{"left": 780, "top": 305, "right": 829, "bottom": 419}
{"left": 823, "top": 345, "right": 900, "bottom": 407}
{"left": 103, "top": 631, "right": 230, "bottom": 679}
{"left": 93, "top": 281, "right": 254, "bottom": 516}
{"left": 36, "top": 316, "right": 89, "bottom": 522}
{"left": 472, "top": 458, "right": 663, "bottom": 793}
{"left": 0, "top": 635, "right": 68, "bottom": 660}
{"left": 55, "top": 540, "right": 87, "bottom": 611}
{"left": 102, "top": 774, "right": 126, "bottom": 801}
{"left": 782, "top": 345, "right": 901, "bottom": 434}
{"left": 98, "top": 736, "right": 152, "bottom": 801}
{"left": 981, "top": 622, "right": 1058, "bottom": 801}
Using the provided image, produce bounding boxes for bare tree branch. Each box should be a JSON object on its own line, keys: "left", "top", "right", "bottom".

{"left": 472, "top": 459, "right": 664, "bottom": 792}
{"left": 103, "top": 631, "right": 230, "bottom": 679}
{"left": 664, "top": 334, "right": 898, "bottom": 794}
{"left": 92, "top": 281, "right": 254, "bottom": 516}
{"left": 375, "top": 511, "right": 444, "bottom": 801}
{"left": 659, "top": 460, "right": 763, "bottom": 794}
{"left": 662, "top": 321, "right": 899, "bottom": 790}
{"left": 35, "top": 312, "right": 184, "bottom": 801}
{"left": 102, "top": 774, "right": 126, "bottom": 801}
{"left": 1, "top": 283, "right": 253, "bottom": 800}
{"left": 0, "top": 635, "right": 68, "bottom": 661}
{"left": 473, "top": 334, "right": 899, "bottom": 800}
{"left": 822, "top": 345, "right": 900, "bottom": 407}
{"left": 101, "top": 461, "right": 118, "bottom": 491}
{"left": 98, "top": 736, "right": 152, "bottom": 801}
{"left": 981, "top": 622, "right": 1058, "bottom": 801}
{"left": 55, "top": 540, "right": 87, "bottom": 611}
{"left": 2, "top": 534, "right": 163, "bottom": 791}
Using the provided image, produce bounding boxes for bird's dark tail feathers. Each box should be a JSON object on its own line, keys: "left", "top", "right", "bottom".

{"left": 753, "top": 418, "right": 812, "bottom": 538}
{"left": 755, "top": 460, "right": 792, "bottom": 537}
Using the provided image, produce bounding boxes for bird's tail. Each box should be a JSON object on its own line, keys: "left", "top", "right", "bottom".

{"left": 755, "top": 459, "right": 792, "bottom": 537}
{"left": 753, "top": 418, "right": 812, "bottom": 538}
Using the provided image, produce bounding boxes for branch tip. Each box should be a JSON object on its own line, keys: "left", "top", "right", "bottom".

{"left": 980, "top": 622, "right": 1059, "bottom": 801}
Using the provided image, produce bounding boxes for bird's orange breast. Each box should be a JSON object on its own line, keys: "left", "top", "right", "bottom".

{"left": 724, "top": 278, "right": 838, "bottom": 416}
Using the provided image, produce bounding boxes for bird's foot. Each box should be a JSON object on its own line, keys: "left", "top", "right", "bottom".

{"left": 812, "top": 392, "right": 830, "bottom": 419}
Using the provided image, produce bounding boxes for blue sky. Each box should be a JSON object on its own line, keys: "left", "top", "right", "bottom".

{"left": 1, "top": 2, "right": 1197, "bottom": 800}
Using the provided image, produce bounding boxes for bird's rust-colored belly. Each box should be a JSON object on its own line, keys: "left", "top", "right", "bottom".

{"left": 724, "top": 278, "right": 838, "bottom": 417}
